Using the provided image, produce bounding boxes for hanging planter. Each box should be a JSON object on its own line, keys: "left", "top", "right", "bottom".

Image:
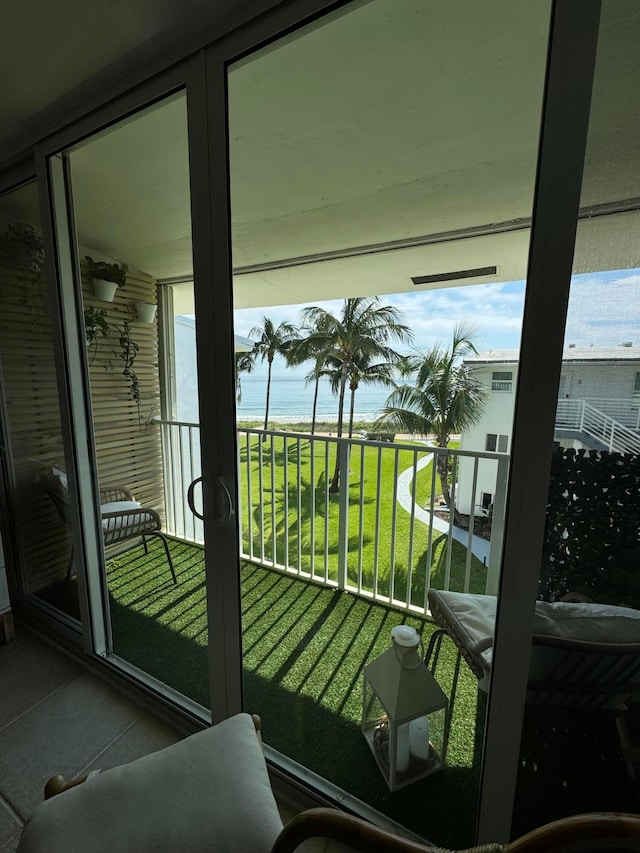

{"left": 85, "top": 256, "right": 127, "bottom": 302}
{"left": 92, "top": 278, "right": 118, "bottom": 302}
{"left": 135, "top": 300, "right": 157, "bottom": 323}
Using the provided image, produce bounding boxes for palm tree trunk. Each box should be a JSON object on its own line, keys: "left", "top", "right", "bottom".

{"left": 311, "top": 376, "right": 320, "bottom": 435}
{"left": 436, "top": 449, "right": 462, "bottom": 525}
{"left": 329, "top": 366, "right": 348, "bottom": 493}
{"left": 262, "top": 359, "right": 273, "bottom": 441}
{"left": 348, "top": 385, "right": 356, "bottom": 438}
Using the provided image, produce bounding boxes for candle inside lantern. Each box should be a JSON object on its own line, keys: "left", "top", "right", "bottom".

{"left": 409, "top": 716, "right": 430, "bottom": 760}
{"left": 396, "top": 722, "right": 410, "bottom": 772}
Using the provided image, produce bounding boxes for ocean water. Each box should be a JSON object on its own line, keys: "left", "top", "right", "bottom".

{"left": 173, "top": 316, "right": 392, "bottom": 424}
{"left": 236, "top": 375, "right": 392, "bottom": 423}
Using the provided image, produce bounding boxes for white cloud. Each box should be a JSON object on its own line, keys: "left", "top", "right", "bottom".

{"left": 564, "top": 271, "right": 640, "bottom": 346}
{"left": 233, "top": 268, "right": 640, "bottom": 379}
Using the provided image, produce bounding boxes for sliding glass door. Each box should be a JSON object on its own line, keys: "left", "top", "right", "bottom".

{"left": 0, "top": 179, "right": 78, "bottom": 625}
{"left": 220, "top": 0, "right": 551, "bottom": 844}
{"left": 511, "top": 0, "right": 640, "bottom": 836}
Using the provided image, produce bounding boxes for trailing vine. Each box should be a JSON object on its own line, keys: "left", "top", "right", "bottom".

{"left": 116, "top": 319, "right": 142, "bottom": 419}
{"left": 84, "top": 306, "right": 111, "bottom": 365}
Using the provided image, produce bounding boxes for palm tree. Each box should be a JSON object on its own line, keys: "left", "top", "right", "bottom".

{"left": 346, "top": 354, "right": 395, "bottom": 439}
{"left": 300, "top": 297, "right": 413, "bottom": 491}
{"left": 287, "top": 313, "right": 336, "bottom": 435}
{"left": 376, "top": 321, "right": 487, "bottom": 518}
{"left": 249, "top": 317, "right": 298, "bottom": 433}
{"left": 234, "top": 350, "right": 255, "bottom": 404}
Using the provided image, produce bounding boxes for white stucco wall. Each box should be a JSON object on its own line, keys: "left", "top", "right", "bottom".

{"left": 559, "top": 359, "right": 640, "bottom": 401}
{"left": 456, "top": 348, "right": 640, "bottom": 514}
{"left": 457, "top": 362, "right": 516, "bottom": 514}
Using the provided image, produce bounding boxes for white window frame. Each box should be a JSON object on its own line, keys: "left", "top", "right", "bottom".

{"left": 491, "top": 370, "right": 513, "bottom": 392}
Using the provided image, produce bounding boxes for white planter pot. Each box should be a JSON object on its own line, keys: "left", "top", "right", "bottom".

{"left": 93, "top": 279, "right": 118, "bottom": 302}
{"left": 135, "top": 301, "right": 157, "bottom": 323}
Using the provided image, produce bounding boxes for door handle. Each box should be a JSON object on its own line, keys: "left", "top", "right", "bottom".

{"left": 187, "top": 476, "right": 234, "bottom": 524}
{"left": 214, "top": 476, "right": 234, "bottom": 525}
{"left": 187, "top": 477, "right": 204, "bottom": 520}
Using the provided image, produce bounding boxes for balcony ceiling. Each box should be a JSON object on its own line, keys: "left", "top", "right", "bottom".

{"left": 1, "top": 1, "right": 639, "bottom": 309}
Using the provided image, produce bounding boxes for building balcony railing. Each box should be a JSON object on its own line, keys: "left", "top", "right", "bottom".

{"left": 555, "top": 399, "right": 640, "bottom": 454}
{"left": 157, "top": 420, "right": 510, "bottom": 615}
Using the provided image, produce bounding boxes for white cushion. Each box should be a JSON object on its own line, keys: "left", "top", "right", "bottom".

{"left": 433, "top": 592, "right": 640, "bottom": 659}
{"left": 100, "top": 500, "right": 143, "bottom": 531}
{"left": 18, "top": 713, "right": 284, "bottom": 853}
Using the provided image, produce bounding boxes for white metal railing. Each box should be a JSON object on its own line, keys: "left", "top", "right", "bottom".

{"left": 555, "top": 399, "right": 640, "bottom": 454}
{"left": 574, "top": 397, "right": 640, "bottom": 431}
{"left": 157, "top": 420, "right": 510, "bottom": 616}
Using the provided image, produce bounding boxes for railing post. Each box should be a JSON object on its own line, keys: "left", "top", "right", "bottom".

{"left": 579, "top": 399, "right": 585, "bottom": 431}
{"left": 336, "top": 438, "right": 350, "bottom": 591}
{"left": 485, "top": 456, "right": 509, "bottom": 595}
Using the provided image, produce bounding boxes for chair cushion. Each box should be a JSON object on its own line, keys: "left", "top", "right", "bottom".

{"left": 18, "top": 713, "right": 284, "bottom": 853}
{"left": 100, "top": 500, "right": 143, "bottom": 531}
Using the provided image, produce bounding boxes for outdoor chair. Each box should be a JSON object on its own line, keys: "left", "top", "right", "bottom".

{"left": 16, "top": 712, "right": 640, "bottom": 853}
{"left": 425, "top": 589, "right": 640, "bottom": 774}
{"left": 39, "top": 466, "right": 176, "bottom": 585}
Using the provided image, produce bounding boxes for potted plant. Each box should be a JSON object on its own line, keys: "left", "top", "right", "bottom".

{"left": 0, "top": 223, "right": 44, "bottom": 273}
{"left": 84, "top": 305, "right": 111, "bottom": 364}
{"left": 134, "top": 300, "right": 157, "bottom": 323}
{"left": 85, "top": 256, "right": 127, "bottom": 302}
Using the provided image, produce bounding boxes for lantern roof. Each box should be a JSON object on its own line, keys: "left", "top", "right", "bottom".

{"left": 364, "top": 647, "right": 448, "bottom": 723}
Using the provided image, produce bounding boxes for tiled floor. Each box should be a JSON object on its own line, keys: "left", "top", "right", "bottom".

{"left": 0, "top": 623, "right": 184, "bottom": 853}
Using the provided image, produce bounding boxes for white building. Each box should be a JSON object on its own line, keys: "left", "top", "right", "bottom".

{"left": 457, "top": 344, "right": 640, "bottom": 515}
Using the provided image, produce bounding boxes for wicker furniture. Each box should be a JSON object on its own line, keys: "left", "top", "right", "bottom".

{"left": 17, "top": 711, "right": 640, "bottom": 852}
{"left": 426, "top": 590, "right": 640, "bottom": 709}
{"left": 426, "top": 589, "right": 640, "bottom": 780}
{"left": 40, "top": 467, "right": 176, "bottom": 584}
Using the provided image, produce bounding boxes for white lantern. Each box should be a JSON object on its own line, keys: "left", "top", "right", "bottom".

{"left": 362, "top": 625, "right": 448, "bottom": 791}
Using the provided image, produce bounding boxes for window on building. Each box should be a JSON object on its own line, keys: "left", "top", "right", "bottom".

{"left": 486, "top": 433, "right": 509, "bottom": 452}
{"left": 491, "top": 370, "right": 513, "bottom": 391}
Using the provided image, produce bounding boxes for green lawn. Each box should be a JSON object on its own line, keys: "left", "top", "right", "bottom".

{"left": 238, "top": 433, "right": 486, "bottom": 607}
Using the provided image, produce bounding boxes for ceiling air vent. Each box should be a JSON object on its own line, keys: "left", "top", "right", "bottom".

{"left": 411, "top": 266, "right": 497, "bottom": 285}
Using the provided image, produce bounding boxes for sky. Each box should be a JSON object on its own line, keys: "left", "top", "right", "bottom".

{"left": 232, "top": 268, "right": 640, "bottom": 379}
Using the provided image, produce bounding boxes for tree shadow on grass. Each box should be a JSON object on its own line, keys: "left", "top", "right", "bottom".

{"left": 248, "top": 465, "right": 375, "bottom": 575}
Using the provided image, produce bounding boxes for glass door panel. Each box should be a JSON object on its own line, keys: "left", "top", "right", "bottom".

{"left": 226, "top": 0, "right": 550, "bottom": 844}
{"left": 63, "top": 92, "right": 211, "bottom": 709}
{"left": 0, "top": 180, "right": 79, "bottom": 623}
{"left": 512, "top": 0, "right": 640, "bottom": 836}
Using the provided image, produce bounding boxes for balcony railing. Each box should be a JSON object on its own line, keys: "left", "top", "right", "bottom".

{"left": 555, "top": 399, "right": 640, "bottom": 454}
{"left": 158, "top": 421, "right": 510, "bottom": 616}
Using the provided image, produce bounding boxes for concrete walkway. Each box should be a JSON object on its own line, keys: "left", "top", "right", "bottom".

{"left": 396, "top": 442, "right": 490, "bottom": 564}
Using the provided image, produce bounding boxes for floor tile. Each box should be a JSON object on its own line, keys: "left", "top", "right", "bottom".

{"left": 0, "top": 672, "right": 142, "bottom": 820}
{"left": 0, "top": 636, "right": 82, "bottom": 731}
{"left": 81, "top": 713, "right": 182, "bottom": 774}
{"left": 0, "top": 632, "right": 27, "bottom": 659}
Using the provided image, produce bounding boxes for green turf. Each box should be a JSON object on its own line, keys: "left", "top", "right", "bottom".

{"left": 107, "top": 540, "right": 640, "bottom": 844}
{"left": 39, "top": 535, "right": 639, "bottom": 845}
{"left": 107, "top": 538, "right": 482, "bottom": 846}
